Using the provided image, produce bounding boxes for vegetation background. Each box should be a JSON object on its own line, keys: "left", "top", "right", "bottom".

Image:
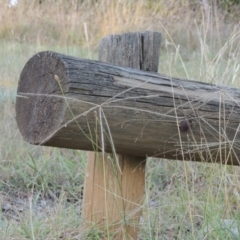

{"left": 1, "top": 0, "right": 240, "bottom": 239}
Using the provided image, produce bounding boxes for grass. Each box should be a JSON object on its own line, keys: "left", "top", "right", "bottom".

{"left": 1, "top": 0, "right": 240, "bottom": 239}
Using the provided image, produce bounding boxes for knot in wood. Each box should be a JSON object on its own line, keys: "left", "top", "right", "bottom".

{"left": 179, "top": 119, "right": 190, "bottom": 132}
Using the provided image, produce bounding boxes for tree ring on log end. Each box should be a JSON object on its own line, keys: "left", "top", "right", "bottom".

{"left": 15, "top": 51, "right": 69, "bottom": 145}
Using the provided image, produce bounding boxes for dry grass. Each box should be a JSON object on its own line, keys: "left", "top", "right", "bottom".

{"left": 1, "top": 0, "right": 240, "bottom": 49}
{"left": 1, "top": 0, "right": 240, "bottom": 239}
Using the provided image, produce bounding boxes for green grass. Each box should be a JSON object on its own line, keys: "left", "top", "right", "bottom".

{"left": 0, "top": 41, "right": 92, "bottom": 239}
{"left": 2, "top": 5, "right": 240, "bottom": 239}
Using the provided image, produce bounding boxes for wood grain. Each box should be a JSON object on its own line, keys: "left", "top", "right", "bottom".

{"left": 82, "top": 32, "right": 160, "bottom": 239}
{"left": 16, "top": 42, "right": 240, "bottom": 165}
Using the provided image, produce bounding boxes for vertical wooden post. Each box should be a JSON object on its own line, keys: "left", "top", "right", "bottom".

{"left": 82, "top": 31, "right": 161, "bottom": 239}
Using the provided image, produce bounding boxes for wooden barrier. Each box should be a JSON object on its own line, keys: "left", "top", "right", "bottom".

{"left": 15, "top": 31, "right": 240, "bottom": 238}
{"left": 82, "top": 32, "right": 161, "bottom": 239}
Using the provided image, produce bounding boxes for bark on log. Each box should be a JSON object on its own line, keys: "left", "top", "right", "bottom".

{"left": 16, "top": 51, "right": 240, "bottom": 165}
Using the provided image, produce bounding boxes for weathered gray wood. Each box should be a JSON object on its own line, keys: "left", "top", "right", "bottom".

{"left": 98, "top": 31, "right": 161, "bottom": 71}
{"left": 16, "top": 50, "right": 240, "bottom": 165}
{"left": 83, "top": 32, "right": 160, "bottom": 239}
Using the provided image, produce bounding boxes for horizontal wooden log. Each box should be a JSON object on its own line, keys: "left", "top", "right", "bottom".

{"left": 16, "top": 51, "right": 240, "bottom": 165}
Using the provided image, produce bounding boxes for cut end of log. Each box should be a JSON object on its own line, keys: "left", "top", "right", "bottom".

{"left": 16, "top": 51, "right": 69, "bottom": 145}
